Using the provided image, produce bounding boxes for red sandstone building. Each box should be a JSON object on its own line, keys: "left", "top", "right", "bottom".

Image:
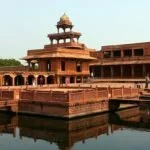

{"left": 90, "top": 42, "right": 150, "bottom": 79}
{"left": 0, "top": 14, "right": 150, "bottom": 86}
{"left": 0, "top": 13, "right": 95, "bottom": 86}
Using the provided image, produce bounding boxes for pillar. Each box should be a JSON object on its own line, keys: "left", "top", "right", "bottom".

{"left": 34, "top": 75, "right": 38, "bottom": 86}
{"left": 44, "top": 75, "right": 48, "bottom": 85}
{"left": 50, "top": 39, "right": 53, "bottom": 45}
{"left": 32, "top": 63, "right": 35, "bottom": 69}
{"left": 131, "top": 65, "right": 134, "bottom": 78}
{"left": 121, "top": 49, "right": 124, "bottom": 57}
{"left": 81, "top": 76, "right": 84, "bottom": 83}
{"left": 57, "top": 27, "right": 59, "bottom": 33}
{"left": 132, "top": 49, "right": 134, "bottom": 57}
{"left": 75, "top": 76, "right": 77, "bottom": 83}
{"left": 56, "top": 76, "right": 60, "bottom": 84}
{"left": 57, "top": 39, "right": 59, "bottom": 44}
{"left": 12, "top": 76, "right": 15, "bottom": 86}
{"left": 111, "top": 51, "right": 113, "bottom": 58}
{"left": 110, "top": 66, "right": 114, "bottom": 78}
{"left": 143, "top": 64, "right": 146, "bottom": 77}
{"left": 121, "top": 65, "right": 123, "bottom": 78}
{"left": 101, "top": 66, "right": 104, "bottom": 78}
{"left": 28, "top": 61, "right": 31, "bottom": 70}
{"left": 77, "top": 37, "right": 79, "bottom": 43}
{"left": 24, "top": 76, "right": 28, "bottom": 85}
{"left": 0, "top": 75, "right": 3, "bottom": 86}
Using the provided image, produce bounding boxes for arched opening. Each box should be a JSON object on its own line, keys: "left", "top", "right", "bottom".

{"left": 83, "top": 76, "right": 88, "bottom": 83}
{"left": 4, "top": 75, "right": 12, "bottom": 86}
{"left": 76, "top": 76, "right": 82, "bottom": 83}
{"left": 37, "top": 75, "right": 45, "bottom": 85}
{"left": 15, "top": 75, "right": 24, "bottom": 86}
{"left": 47, "top": 76, "right": 54, "bottom": 84}
{"left": 70, "top": 76, "right": 75, "bottom": 83}
{"left": 27, "top": 75, "right": 35, "bottom": 85}
{"left": 60, "top": 76, "right": 66, "bottom": 84}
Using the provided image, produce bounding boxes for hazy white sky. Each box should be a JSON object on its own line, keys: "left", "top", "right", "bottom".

{"left": 0, "top": 0, "right": 150, "bottom": 60}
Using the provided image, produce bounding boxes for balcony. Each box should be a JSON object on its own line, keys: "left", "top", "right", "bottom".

{"left": 44, "top": 42, "right": 85, "bottom": 49}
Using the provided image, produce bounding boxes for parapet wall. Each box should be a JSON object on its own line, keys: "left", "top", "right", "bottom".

{"left": 0, "top": 87, "right": 140, "bottom": 118}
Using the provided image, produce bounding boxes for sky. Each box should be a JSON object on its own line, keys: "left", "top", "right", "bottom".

{"left": 0, "top": 0, "right": 150, "bottom": 61}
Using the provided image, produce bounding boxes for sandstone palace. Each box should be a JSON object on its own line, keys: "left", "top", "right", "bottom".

{"left": 0, "top": 13, "right": 150, "bottom": 86}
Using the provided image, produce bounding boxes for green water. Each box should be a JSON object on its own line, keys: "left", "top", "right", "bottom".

{"left": 0, "top": 105, "right": 150, "bottom": 150}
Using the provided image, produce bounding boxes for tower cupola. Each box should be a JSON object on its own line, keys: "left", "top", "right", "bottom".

{"left": 57, "top": 13, "right": 73, "bottom": 33}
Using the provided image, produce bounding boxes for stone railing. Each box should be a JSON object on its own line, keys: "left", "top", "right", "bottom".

{"left": 0, "top": 87, "right": 140, "bottom": 106}
{"left": 44, "top": 42, "right": 84, "bottom": 49}
{"left": 110, "top": 87, "right": 139, "bottom": 98}
{"left": 0, "top": 90, "right": 14, "bottom": 100}
{"left": 0, "top": 66, "right": 28, "bottom": 71}
{"left": 20, "top": 90, "right": 68, "bottom": 103}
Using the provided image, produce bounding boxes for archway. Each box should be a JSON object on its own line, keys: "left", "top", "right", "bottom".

{"left": 70, "top": 76, "right": 75, "bottom": 83}
{"left": 4, "top": 75, "right": 12, "bottom": 86}
{"left": 76, "top": 76, "right": 82, "bottom": 83}
{"left": 27, "top": 75, "right": 35, "bottom": 85}
{"left": 60, "top": 76, "right": 66, "bottom": 84}
{"left": 47, "top": 76, "right": 54, "bottom": 84}
{"left": 37, "top": 75, "right": 45, "bottom": 85}
{"left": 15, "top": 75, "right": 24, "bottom": 85}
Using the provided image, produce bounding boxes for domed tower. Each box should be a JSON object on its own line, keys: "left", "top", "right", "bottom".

{"left": 47, "top": 13, "right": 82, "bottom": 47}
{"left": 57, "top": 13, "right": 73, "bottom": 33}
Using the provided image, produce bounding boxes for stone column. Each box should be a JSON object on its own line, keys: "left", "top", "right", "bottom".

{"left": 12, "top": 76, "right": 15, "bottom": 86}
{"left": 44, "top": 75, "right": 48, "bottom": 85}
{"left": 121, "top": 49, "right": 124, "bottom": 58}
{"left": 132, "top": 49, "right": 134, "bottom": 57}
{"left": 111, "top": 51, "right": 113, "bottom": 58}
{"left": 143, "top": 64, "right": 146, "bottom": 77}
{"left": 121, "top": 65, "right": 123, "bottom": 78}
{"left": 81, "top": 76, "right": 84, "bottom": 83}
{"left": 23, "top": 75, "right": 28, "bottom": 85}
{"left": 0, "top": 75, "right": 3, "bottom": 86}
{"left": 131, "top": 65, "right": 134, "bottom": 78}
{"left": 34, "top": 75, "right": 38, "bottom": 86}
{"left": 57, "top": 39, "right": 59, "bottom": 45}
{"left": 101, "top": 66, "right": 104, "bottom": 78}
{"left": 110, "top": 66, "right": 113, "bottom": 78}
{"left": 57, "top": 27, "right": 59, "bottom": 33}
{"left": 56, "top": 76, "right": 60, "bottom": 84}
{"left": 74, "top": 76, "right": 77, "bottom": 83}
{"left": 28, "top": 61, "right": 31, "bottom": 70}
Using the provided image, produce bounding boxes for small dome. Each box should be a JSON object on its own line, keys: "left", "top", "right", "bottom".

{"left": 60, "top": 13, "right": 69, "bottom": 21}
{"left": 57, "top": 13, "right": 72, "bottom": 26}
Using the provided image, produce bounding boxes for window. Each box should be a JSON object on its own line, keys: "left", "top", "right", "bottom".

{"left": 61, "top": 61, "right": 65, "bottom": 71}
{"left": 123, "top": 49, "right": 132, "bottom": 57}
{"left": 134, "top": 48, "right": 144, "bottom": 56}
{"left": 113, "top": 50, "right": 121, "bottom": 57}
{"left": 103, "top": 51, "right": 111, "bottom": 58}
{"left": 76, "top": 61, "right": 82, "bottom": 72}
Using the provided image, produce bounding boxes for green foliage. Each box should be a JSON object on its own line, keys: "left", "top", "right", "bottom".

{"left": 0, "top": 58, "right": 22, "bottom": 66}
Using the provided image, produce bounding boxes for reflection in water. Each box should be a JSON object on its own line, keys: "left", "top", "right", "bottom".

{"left": 0, "top": 105, "right": 150, "bottom": 150}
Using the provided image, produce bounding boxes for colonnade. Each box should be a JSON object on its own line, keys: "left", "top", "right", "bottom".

{"left": 91, "top": 64, "right": 150, "bottom": 78}
{"left": 0, "top": 74, "right": 89, "bottom": 86}
{"left": 1, "top": 74, "right": 54, "bottom": 86}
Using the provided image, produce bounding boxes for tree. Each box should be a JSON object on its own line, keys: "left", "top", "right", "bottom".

{"left": 0, "top": 58, "right": 22, "bottom": 67}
